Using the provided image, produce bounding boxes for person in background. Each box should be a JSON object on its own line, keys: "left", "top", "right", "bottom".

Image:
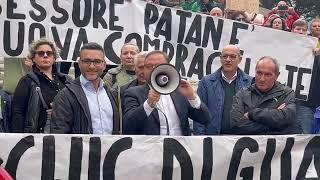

{"left": 291, "top": 19, "right": 308, "bottom": 35}
{"left": 103, "top": 43, "right": 139, "bottom": 89}
{"left": 230, "top": 11, "right": 249, "bottom": 23}
{"left": 290, "top": 19, "right": 313, "bottom": 133}
{"left": 266, "top": 1, "right": 299, "bottom": 29}
{"left": 120, "top": 52, "right": 147, "bottom": 111}
{"left": 267, "top": 15, "right": 288, "bottom": 31}
{"left": 245, "top": 13, "right": 265, "bottom": 26}
{"left": 120, "top": 52, "right": 147, "bottom": 98}
{"left": 209, "top": 7, "right": 223, "bottom": 17}
{"left": 0, "top": 90, "right": 11, "bottom": 133}
{"left": 291, "top": 18, "right": 320, "bottom": 133}
{"left": 310, "top": 18, "right": 320, "bottom": 55}
{"left": 310, "top": 106, "right": 320, "bottom": 134}
{"left": 194, "top": 0, "right": 221, "bottom": 14}
{"left": 11, "top": 38, "right": 72, "bottom": 133}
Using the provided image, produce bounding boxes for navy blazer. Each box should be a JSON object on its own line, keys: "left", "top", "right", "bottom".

{"left": 123, "top": 84, "right": 210, "bottom": 135}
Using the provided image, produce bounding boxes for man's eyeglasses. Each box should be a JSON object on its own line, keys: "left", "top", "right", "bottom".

{"left": 220, "top": 54, "right": 238, "bottom": 61}
{"left": 35, "top": 51, "right": 54, "bottom": 57}
{"left": 80, "top": 58, "right": 105, "bottom": 66}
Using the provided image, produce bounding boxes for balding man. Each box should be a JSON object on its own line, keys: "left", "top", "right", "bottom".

{"left": 230, "top": 56, "right": 302, "bottom": 135}
{"left": 103, "top": 43, "right": 139, "bottom": 89}
{"left": 120, "top": 52, "right": 147, "bottom": 106}
{"left": 210, "top": 7, "right": 223, "bottom": 17}
{"left": 194, "top": 45, "right": 252, "bottom": 135}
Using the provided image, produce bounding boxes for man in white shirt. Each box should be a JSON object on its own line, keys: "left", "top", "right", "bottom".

{"left": 122, "top": 50, "right": 210, "bottom": 135}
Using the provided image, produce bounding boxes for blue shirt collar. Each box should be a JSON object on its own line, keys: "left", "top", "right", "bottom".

{"left": 80, "top": 75, "right": 104, "bottom": 90}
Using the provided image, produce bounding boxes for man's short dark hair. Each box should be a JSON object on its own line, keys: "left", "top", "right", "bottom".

{"left": 145, "top": 50, "right": 169, "bottom": 63}
{"left": 80, "top": 42, "right": 105, "bottom": 56}
{"left": 257, "top": 56, "right": 280, "bottom": 75}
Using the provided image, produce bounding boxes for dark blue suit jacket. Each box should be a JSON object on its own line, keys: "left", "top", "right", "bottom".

{"left": 123, "top": 84, "right": 210, "bottom": 135}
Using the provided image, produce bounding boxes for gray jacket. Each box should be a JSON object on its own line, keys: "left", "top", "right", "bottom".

{"left": 51, "top": 78, "right": 120, "bottom": 134}
{"left": 230, "top": 81, "right": 302, "bottom": 135}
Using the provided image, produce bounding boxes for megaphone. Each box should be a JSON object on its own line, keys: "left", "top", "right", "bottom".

{"left": 149, "top": 64, "right": 181, "bottom": 95}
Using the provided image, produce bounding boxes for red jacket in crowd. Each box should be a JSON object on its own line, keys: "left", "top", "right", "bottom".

{"left": 266, "top": 10, "right": 300, "bottom": 29}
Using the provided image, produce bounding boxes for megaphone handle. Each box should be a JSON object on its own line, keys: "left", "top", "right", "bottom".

{"left": 155, "top": 107, "right": 170, "bottom": 136}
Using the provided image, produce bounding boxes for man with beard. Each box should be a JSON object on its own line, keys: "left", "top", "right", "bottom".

{"left": 51, "top": 42, "right": 120, "bottom": 134}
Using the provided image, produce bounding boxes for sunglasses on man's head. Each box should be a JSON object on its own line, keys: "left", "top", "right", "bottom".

{"left": 35, "top": 51, "right": 54, "bottom": 57}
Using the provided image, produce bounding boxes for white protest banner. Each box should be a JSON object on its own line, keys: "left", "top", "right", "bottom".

{"left": 0, "top": 0, "right": 317, "bottom": 100}
{"left": 0, "top": 134, "right": 319, "bottom": 179}
{"left": 226, "top": 0, "right": 260, "bottom": 13}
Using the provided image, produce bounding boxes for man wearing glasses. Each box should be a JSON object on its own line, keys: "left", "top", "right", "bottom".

{"left": 194, "top": 44, "right": 252, "bottom": 135}
{"left": 51, "top": 42, "right": 120, "bottom": 134}
{"left": 122, "top": 51, "right": 210, "bottom": 135}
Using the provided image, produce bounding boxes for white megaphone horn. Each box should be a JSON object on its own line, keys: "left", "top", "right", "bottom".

{"left": 149, "top": 64, "right": 181, "bottom": 95}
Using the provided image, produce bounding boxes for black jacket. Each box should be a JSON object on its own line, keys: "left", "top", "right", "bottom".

{"left": 0, "top": 90, "right": 11, "bottom": 133}
{"left": 51, "top": 78, "right": 120, "bottom": 134}
{"left": 11, "top": 66, "right": 72, "bottom": 133}
{"left": 230, "top": 82, "right": 302, "bottom": 135}
{"left": 306, "top": 56, "right": 320, "bottom": 109}
{"left": 120, "top": 79, "right": 139, "bottom": 108}
{"left": 123, "top": 84, "right": 211, "bottom": 135}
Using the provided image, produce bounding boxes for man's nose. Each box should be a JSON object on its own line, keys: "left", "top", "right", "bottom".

{"left": 88, "top": 62, "right": 95, "bottom": 68}
{"left": 128, "top": 53, "right": 134, "bottom": 58}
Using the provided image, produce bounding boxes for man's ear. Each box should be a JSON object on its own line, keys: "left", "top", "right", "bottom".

{"left": 238, "top": 55, "right": 243, "bottom": 63}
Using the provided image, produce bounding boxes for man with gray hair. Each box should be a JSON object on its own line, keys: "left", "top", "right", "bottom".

{"left": 121, "top": 51, "right": 147, "bottom": 93}
{"left": 230, "top": 56, "right": 302, "bottom": 134}
{"left": 209, "top": 7, "right": 223, "bottom": 17}
{"left": 120, "top": 52, "right": 147, "bottom": 107}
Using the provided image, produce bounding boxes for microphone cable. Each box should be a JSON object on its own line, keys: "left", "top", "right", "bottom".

{"left": 155, "top": 106, "right": 170, "bottom": 135}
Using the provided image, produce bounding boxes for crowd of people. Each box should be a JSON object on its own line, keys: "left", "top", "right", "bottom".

{"left": 0, "top": 0, "right": 319, "bottom": 136}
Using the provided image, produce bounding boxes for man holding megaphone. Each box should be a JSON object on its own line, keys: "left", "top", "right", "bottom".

{"left": 123, "top": 51, "right": 210, "bottom": 136}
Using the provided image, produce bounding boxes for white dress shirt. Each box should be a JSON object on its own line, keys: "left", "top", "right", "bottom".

{"left": 143, "top": 93, "right": 201, "bottom": 135}
{"left": 221, "top": 71, "right": 237, "bottom": 84}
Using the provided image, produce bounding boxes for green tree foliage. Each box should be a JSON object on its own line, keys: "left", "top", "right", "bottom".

{"left": 295, "top": 0, "right": 320, "bottom": 20}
